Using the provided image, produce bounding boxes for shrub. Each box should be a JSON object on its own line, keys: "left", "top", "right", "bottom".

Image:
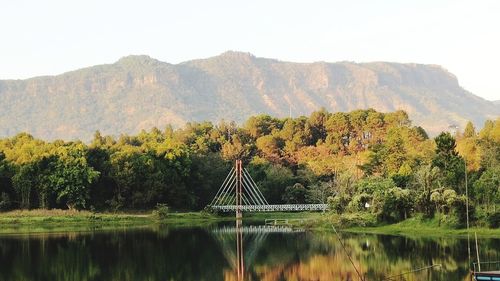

{"left": 440, "top": 213, "right": 461, "bottom": 228}
{"left": 347, "top": 193, "right": 371, "bottom": 212}
{"left": 373, "top": 187, "right": 413, "bottom": 223}
{"left": 203, "top": 205, "right": 225, "bottom": 216}
{"left": 328, "top": 194, "right": 350, "bottom": 214}
{"left": 414, "top": 189, "right": 435, "bottom": 218}
{"left": 153, "top": 203, "right": 169, "bottom": 220}
{"left": 339, "top": 213, "right": 377, "bottom": 227}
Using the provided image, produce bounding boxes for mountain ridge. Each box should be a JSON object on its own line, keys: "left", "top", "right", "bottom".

{"left": 0, "top": 52, "right": 498, "bottom": 140}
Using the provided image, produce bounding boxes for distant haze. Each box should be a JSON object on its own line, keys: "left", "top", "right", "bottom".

{"left": 0, "top": 1, "right": 499, "bottom": 101}
{"left": 0, "top": 52, "right": 498, "bottom": 140}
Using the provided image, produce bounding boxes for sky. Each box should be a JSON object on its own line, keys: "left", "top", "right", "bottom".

{"left": 1, "top": 0, "right": 499, "bottom": 101}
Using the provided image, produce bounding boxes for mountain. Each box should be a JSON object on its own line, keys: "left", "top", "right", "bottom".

{"left": 0, "top": 51, "right": 498, "bottom": 140}
{"left": 494, "top": 100, "right": 500, "bottom": 105}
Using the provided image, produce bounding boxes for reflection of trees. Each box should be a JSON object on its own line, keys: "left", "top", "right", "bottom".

{"left": 0, "top": 227, "right": 226, "bottom": 281}
{"left": 242, "top": 232, "right": 481, "bottom": 281}
{"left": 0, "top": 227, "right": 498, "bottom": 281}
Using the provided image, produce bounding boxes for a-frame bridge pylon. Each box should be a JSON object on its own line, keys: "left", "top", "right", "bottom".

{"left": 209, "top": 160, "right": 328, "bottom": 213}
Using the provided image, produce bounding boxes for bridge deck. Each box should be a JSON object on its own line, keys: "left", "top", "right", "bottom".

{"left": 211, "top": 204, "right": 328, "bottom": 212}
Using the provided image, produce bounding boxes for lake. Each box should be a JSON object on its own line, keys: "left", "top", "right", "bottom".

{"left": 0, "top": 223, "right": 498, "bottom": 281}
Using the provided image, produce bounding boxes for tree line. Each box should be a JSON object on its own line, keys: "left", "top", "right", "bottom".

{"left": 0, "top": 109, "right": 498, "bottom": 227}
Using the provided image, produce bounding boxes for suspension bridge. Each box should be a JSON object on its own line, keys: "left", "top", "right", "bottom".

{"left": 208, "top": 160, "right": 328, "bottom": 215}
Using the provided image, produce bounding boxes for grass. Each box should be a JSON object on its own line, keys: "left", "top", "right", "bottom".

{"left": 243, "top": 212, "right": 500, "bottom": 238}
{"left": 154, "top": 211, "right": 232, "bottom": 226}
{"left": 345, "top": 215, "right": 500, "bottom": 238}
{"left": 1, "top": 209, "right": 499, "bottom": 237}
{"left": 0, "top": 209, "right": 232, "bottom": 234}
{"left": 0, "top": 209, "right": 154, "bottom": 234}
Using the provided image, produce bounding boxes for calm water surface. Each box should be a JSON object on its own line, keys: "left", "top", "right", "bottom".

{"left": 0, "top": 223, "right": 498, "bottom": 281}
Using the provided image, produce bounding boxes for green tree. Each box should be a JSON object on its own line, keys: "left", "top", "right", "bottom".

{"left": 244, "top": 115, "right": 283, "bottom": 139}
{"left": 12, "top": 164, "right": 36, "bottom": 209}
{"left": 359, "top": 143, "right": 386, "bottom": 176}
{"left": 373, "top": 187, "right": 413, "bottom": 222}
{"left": 411, "top": 165, "right": 439, "bottom": 217}
{"left": 306, "top": 181, "right": 334, "bottom": 204}
{"left": 385, "top": 128, "right": 408, "bottom": 175}
{"left": 50, "top": 144, "right": 100, "bottom": 209}
{"left": 0, "top": 152, "right": 14, "bottom": 209}
{"left": 248, "top": 160, "right": 294, "bottom": 203}
{"left": 432, "top": 132, "right": 465, "bottom": 191}
{"left": 256, "top": 135, "right": 284, "bottom": 160}
{"left": 307, "top": 109, "right": 329, "bottom": 144}
{"left": 463, "top": 121, "right": 476, "bottom": 138}
{"left": 282, "top": 183, "right": 307, "bottom": 204}
{"left": 473, "top": 166, "right": 500, "bottom": 212}
{"left": 325, "top": 112, "right": 351, "bottom": 154}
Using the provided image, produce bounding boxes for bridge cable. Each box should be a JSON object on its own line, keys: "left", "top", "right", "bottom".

{"left": 241, "top": 174, "right": 261, "bottom": 205}
{"left": 213, "top": 171, "right": 235, "bottom": 206}
{"left": 212, "top": 167, "right": 235, "bottom": 205}
{"left": 210, "top": 167, "right": 235, "bottom": 206}
{"left": 241, "top": 193, "right": 251, "bottom": 206}
{"left": 242, "top": 174, "right": 265, "bottom": 205}
{"left": 244, "top": 172, "right": 268, "bottom": 205}
{"left": 225, "top": 186, "right": 238, "bottom": 205}
{"left": 244, "top": 169, "right": 269, "bottom": 204}
{"left": 242, "top": 171, "right": 266, "bottom": 205}
{"left": 240, "top": 189, "right": 253, "bottom": 205}
{"left": 243, "top": 169, "right": 264, "bottom": 199}
{"left": 216, "top": 174, "right": 237, "bottom": 206}
{"left": 220, "top": 183, "right": 235, "bottom": 206}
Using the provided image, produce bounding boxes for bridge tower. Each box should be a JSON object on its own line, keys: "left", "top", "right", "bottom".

{"left": 235, "top": 159, "right": 243, "bottom": 221}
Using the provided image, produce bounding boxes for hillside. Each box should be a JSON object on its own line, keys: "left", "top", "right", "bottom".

{"left": 0, "top": 51, "right": 498, "bottom": 140}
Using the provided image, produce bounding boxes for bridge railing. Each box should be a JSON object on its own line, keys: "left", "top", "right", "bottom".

{"left": 210, "top": 204, "right": 328, "bottom": 212}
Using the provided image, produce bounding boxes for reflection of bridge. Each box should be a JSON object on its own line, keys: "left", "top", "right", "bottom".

{"left": 212, "top": 225, "right": 304, "bottom": 234}
{"left": 211, "top": 223, "right": 304, "bottom": 281}
{"left": 209, "top": 160, "right": 328, "bottom": 214}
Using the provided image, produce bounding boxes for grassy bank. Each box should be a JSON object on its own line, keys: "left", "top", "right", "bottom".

{"left": 0, "top": 209, "right": 232, "bottom": 234}
{"left": 244, "top": 212, "right": 500, "bottom": 237}
{"left": 1, "top": 210, "right": 499, "bottom": 237}
{"left": 0, "top": 209, "right": 154, "bottom": 234}
{"left": 345, "top": 216, "right": 500, "bottom": 238}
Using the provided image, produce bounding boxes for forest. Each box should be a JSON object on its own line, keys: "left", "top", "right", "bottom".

{"left": 0, "top": 109, "right": 498, "bottom": 228}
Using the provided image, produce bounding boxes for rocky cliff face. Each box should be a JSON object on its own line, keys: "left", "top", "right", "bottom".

{"left": 0, "top": 51, "right": 497, "bottom": 140}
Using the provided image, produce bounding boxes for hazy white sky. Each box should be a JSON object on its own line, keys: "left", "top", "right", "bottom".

{"left": 1, "top": 0, "right": 499, "bottom": 101}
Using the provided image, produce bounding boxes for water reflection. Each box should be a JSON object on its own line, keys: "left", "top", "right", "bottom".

{"left": 211, "top": 221, "right": 305, "bottom": 281}
{"left": 0, "top": 224, "right": 498, "bottom": 281}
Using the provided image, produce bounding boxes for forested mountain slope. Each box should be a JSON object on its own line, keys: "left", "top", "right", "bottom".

{"left": 0, "top": 51, "right": 497, "bottom": 140}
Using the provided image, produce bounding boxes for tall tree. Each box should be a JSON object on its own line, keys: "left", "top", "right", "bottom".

{"left": 432, "top": 132, "right": 465, "bottom": 192}
{"left": 463, "top": 121, "right": 476, "bottom": 138}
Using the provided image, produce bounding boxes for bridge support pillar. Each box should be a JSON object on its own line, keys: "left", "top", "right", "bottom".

{"left": 236, "top": 159, "right": 243, "bottom": 221}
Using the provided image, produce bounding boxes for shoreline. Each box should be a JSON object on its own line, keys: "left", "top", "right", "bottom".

{"left": 1, "top": 210, "right": 499, "bottom": 237}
